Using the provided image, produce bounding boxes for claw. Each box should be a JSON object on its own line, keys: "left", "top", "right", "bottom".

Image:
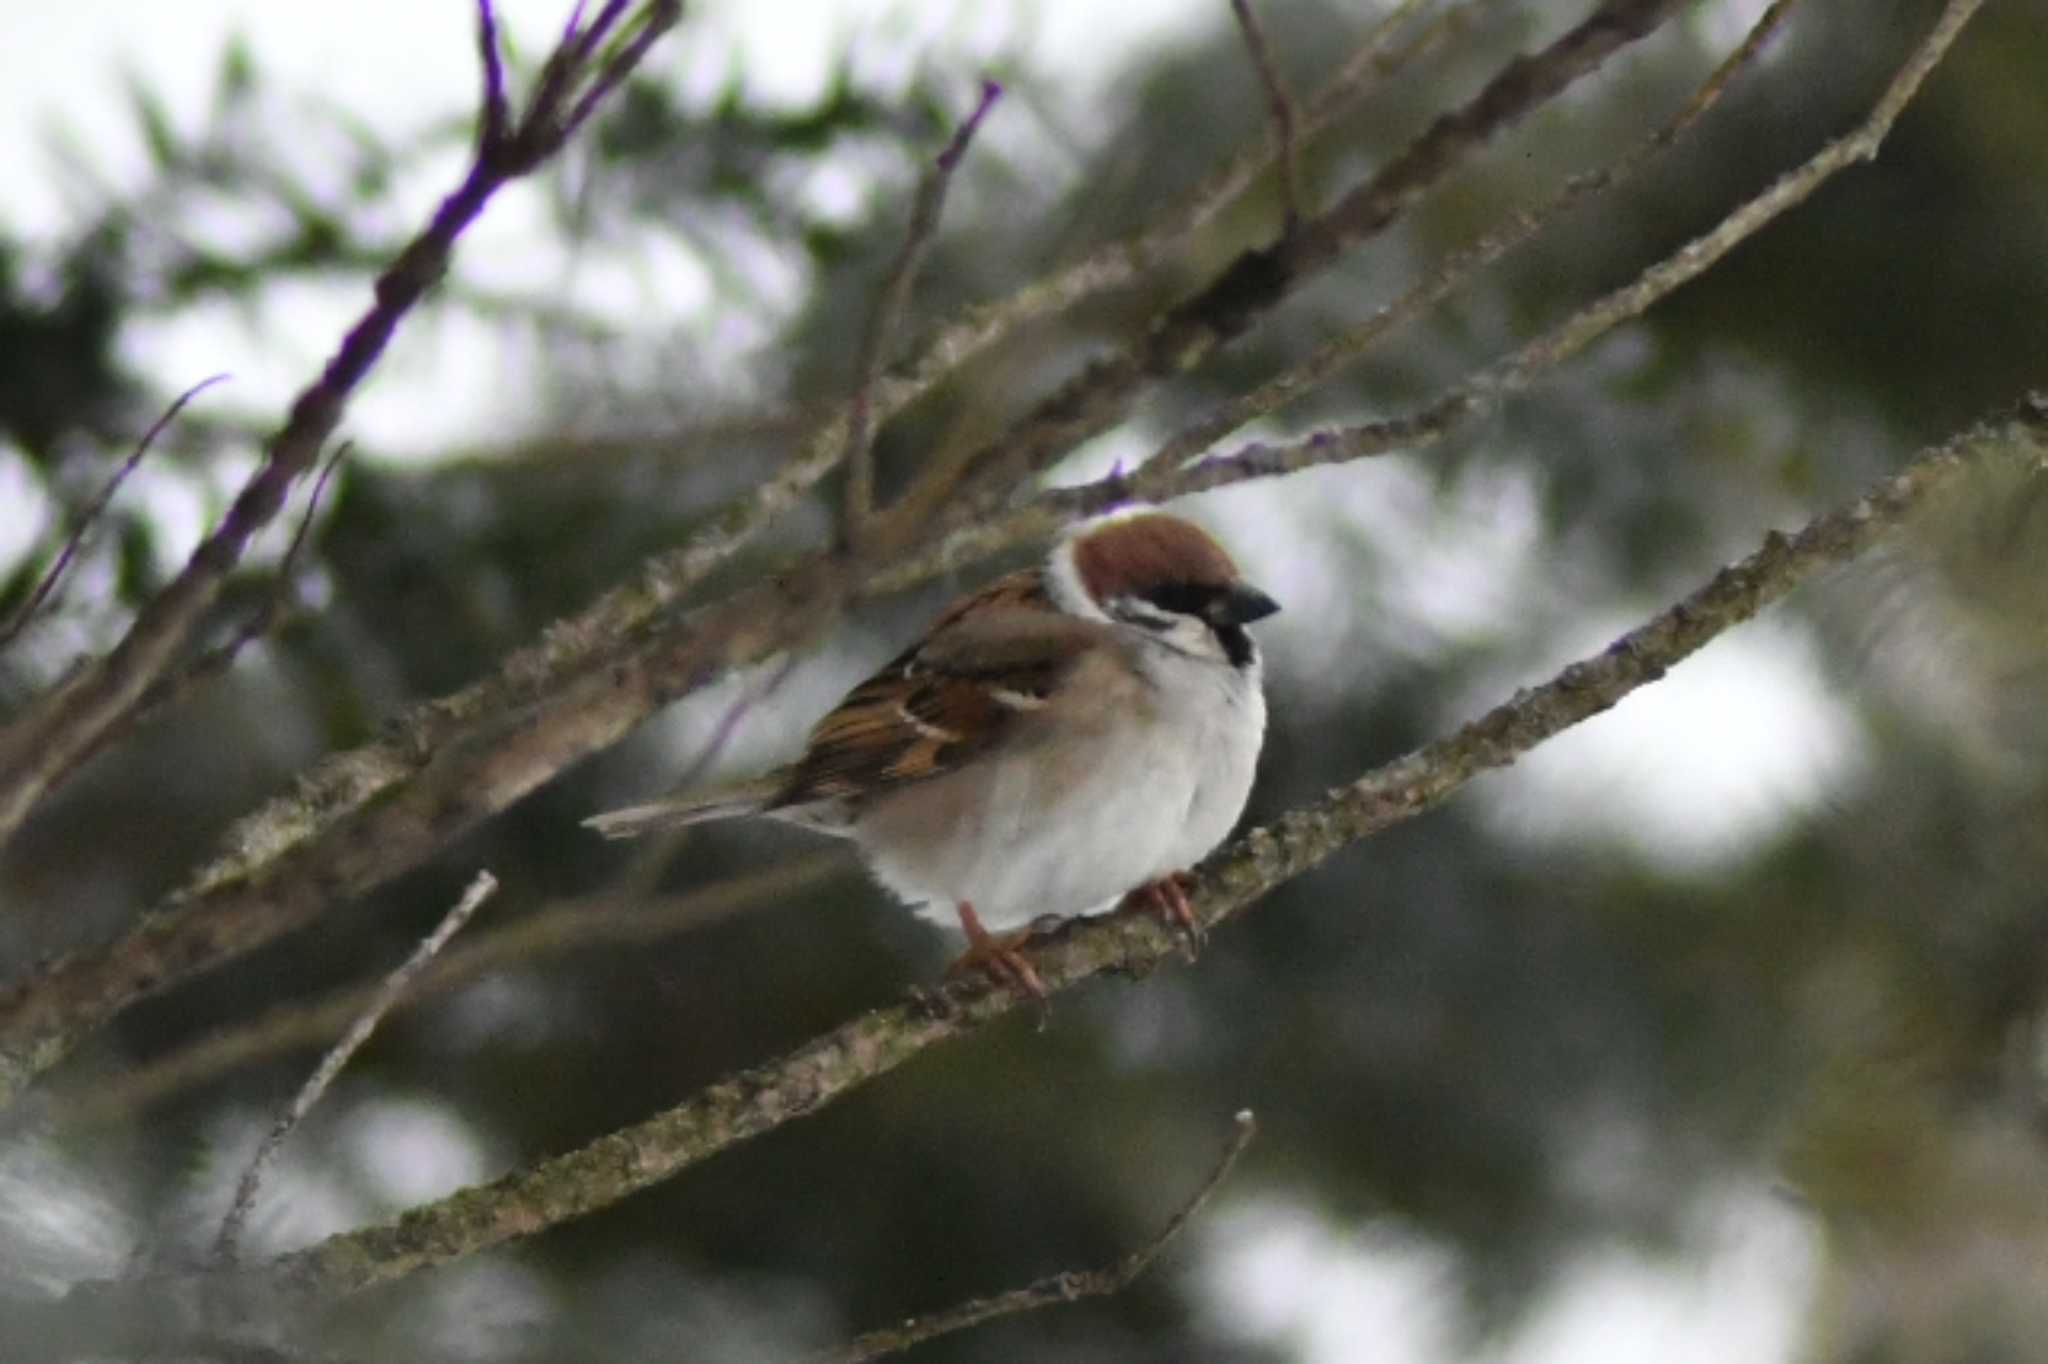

{"left": 947, "top": 901, "right": 1050, "bottom": 1007}
{"left": 1121, "top": 872, "right": 1204, "bottom": 959}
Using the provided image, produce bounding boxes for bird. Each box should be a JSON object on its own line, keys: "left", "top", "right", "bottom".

{"left": 585, "top": 508, "right": 1280, "bottom": 997}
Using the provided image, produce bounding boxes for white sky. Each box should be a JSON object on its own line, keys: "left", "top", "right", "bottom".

{"left": 0, "top": 3, "right": 1841, "bottom": 1359}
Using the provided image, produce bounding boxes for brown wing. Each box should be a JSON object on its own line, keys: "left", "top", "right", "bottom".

{"left": 770, "top": 571, "right": 1104, "bottom": 809}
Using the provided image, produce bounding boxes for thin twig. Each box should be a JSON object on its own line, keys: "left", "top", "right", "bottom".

{"left": 676, "top": 649, "right": 800, "bottom": 792}
{"left": 50, "top": 857, "right": 838, "bottom": 1127}
{"left": 534, "top": 0, "right": 1474, "bottom": 633}
{"left": 924, "top": 0, "right": 1691, "bottom": 523}
{"left": 1135, "top": 0, "right": 1970, "bottom": 496}
{"left": 1485, "top": 0, "right": 1981, "bottom": 397}
{"left": 565, "top": 0, "right": 631, "bottom": 72}
{"left": 0, "top": 0, "right": 681, "bottom": 846}
{"left": 563, "top": 0, "right": 681, "bottom": 140}
{"left": 1229, "top": 0, "right": 1303, "bottom": 229}
{"left": 475, "top": 0, "right": 510, "bottom": 153}
{"left": 841, "top": 78, "right": 1003, "bottom": 552}
{"left": 0, "top": 374, "right": 230, "bottom": 650}
{"left": 819, "top": 1110, "right": 1258, "bottom": 1363}
{"left": 77, "top": 392, "right": 2040, "bottom": 1320}
{"left": 532, "top": 0, "right": 621, "bottom": 124}
{"left": 1137, "top": 0, "right": 1802, "bottom": 479}
{"left": 871, "top": 0, "right": 1964, "bottom": 590}
{"left": 101, "top": 442, "right": 350, "bottom": 755}
{"left": 211, "top": 870, "right": 499, "bottom": 1266}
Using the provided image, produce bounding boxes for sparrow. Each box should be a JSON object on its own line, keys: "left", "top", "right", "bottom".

{"left": 586, "top": 509, "right": 1280, "bottom": 997}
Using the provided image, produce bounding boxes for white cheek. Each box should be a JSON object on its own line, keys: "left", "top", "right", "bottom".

{"left": 1167, "top": 618, "right": 1221, "bottom": 660}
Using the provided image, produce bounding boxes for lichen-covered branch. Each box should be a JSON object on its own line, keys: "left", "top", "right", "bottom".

{"left": 0, "top": 563, "right": 840, "bottom": 1110}
{"left": 37, "top": 394, "right": 2038, "bottom": 1350}
{"left": 0, "top": 0, "right": 682, "bottom": 846}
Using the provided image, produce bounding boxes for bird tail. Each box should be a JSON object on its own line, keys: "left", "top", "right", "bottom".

{"left": 583, "top": 776, "right": 783, "bottom": 839}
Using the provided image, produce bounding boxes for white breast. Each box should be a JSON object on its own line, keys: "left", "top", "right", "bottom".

{"left": 854, "top": 641, "right": 1265, "bottom": 933}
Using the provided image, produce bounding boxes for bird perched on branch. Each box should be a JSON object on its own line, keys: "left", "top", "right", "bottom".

{"left": 587, "top": 509, "right": 1280, "bottom": 997}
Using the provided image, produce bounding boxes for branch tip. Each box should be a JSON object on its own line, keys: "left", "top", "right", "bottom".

{"left": 841, "top": 74, "right": 1003, "bottom": 549}
{"left": 0, "top": 0, "right": 677, "bottom": 856}
{"left": 0, "top": 372, "right": 231, "bottom": 650}
{"left": 819, "top": 1107, "right": 1256, "bottom": 1361}
{"left": 212, "top": 869, "right": 499, "bottom": 1266}
{"left": 936, "top": 78, "right": 1004, "bottom": 171}
{"left": 475, "top": 0, "right": 510, "bottom": 151}
{"left": 1228, "top": 0, "right": 1303, "bottom": 227}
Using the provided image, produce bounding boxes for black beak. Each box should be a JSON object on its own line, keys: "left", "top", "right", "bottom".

{"left": 1211, "top": 582, "right": 1281, "bottom": 626}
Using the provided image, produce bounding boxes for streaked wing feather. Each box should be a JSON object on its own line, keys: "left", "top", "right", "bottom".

{"left": 770, "top": 571, "right": 1101, "bottom": 808}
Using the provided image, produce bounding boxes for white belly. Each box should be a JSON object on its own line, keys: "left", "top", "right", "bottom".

{"left": 855, "top": 650, "right": 1264, "bottom": 933}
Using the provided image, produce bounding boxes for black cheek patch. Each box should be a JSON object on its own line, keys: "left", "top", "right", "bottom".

{"left": 1214, "top": 623, "right": 1254, "bottom": 668}
{"left": 1142, "top": 583, "right": 1220, "bottom": 617}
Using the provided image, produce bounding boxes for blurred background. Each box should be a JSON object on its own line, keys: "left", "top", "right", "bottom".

{"left": 4, "top": 0, "right": 2048, "bottom": 1359}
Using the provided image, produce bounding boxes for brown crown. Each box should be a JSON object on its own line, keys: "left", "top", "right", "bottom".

{"left": 1071, "top": 513, "right": 1241, "bottom": 603}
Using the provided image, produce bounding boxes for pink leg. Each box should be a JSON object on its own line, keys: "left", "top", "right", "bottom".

{"left": 1120, "top": 872, "right": 1204, "bottom": 955}
{"left": 945, "top": 901, "right": 1049, "bottom": 1000}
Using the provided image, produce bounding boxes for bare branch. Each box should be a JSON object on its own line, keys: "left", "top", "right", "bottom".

{"left": 842, "top": 78, "right": 1003, "bottom": 551}
{"left": 1228, "top": 0, "right": 1303, "bottom": 228}
{"left": 94, "top": 442, "right": 350, "bottom": 761}
{"left": 641, "top": 648, "right": 802, "bottom": 818}
{"left": 0, "top": 374, "right": 230, "bottom": 650}
{"left": 1485, "top": 0, "right": 1981, "bottom": 399}
{"left": 920, "top": 0, "right": 1692, "bottom": 522}
{"left": 474, "top": 0, "right": 510, "bottom": 153}
{"left": 212, "top": 871, "right": 498, "bottom": 1266}
{"left": 51, "top": 393, "right": 2039, "bottom": 1331}
{"left": 48, "top": 858, "right": 837, "bottom": 1127}
{"left": 563, "top": 1, "right": 682, "bottom": 141}
{"left": 819, "top": 1110, "right": 1258, "bottom": 1363}
{"left": 0, "top": 0, "right": 1967, "bottom": 1113}
{"left": 1137, "top": 0, "right": 1802, "bottom": 479}
{"left": 0, "top": 0, "right": 681, "bottom": 846}
{"left": 1139, "top": 0, "right": 1972, "bottom": 498}
{"left": 594, "top": 0, "right": 1481, "bottom": 616}
{"left": 872, "top": 0, "right": 1959, "bottom": 589}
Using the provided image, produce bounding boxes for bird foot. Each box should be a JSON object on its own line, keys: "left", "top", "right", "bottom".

{"left": 946, "top": 901, "right": 1050, "bottom": 1004}
{"left": 1120, "top": 872, "right": 1204, "bottom": 959}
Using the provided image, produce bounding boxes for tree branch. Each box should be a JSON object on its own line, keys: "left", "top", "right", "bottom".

{"left": 929, "top": 0, "right": 1693, "bottom": 521}
{"left": 841, "top": 78, "right": 1002, "bottom": 552}
{"left": 0, "top": 0, "right": 1976, "bottom": 1115}
{"left": 0, "top": 0, "right": 682, "bottom": 846}
{"left": 38, "top": 393, "right": 2040, "bottom": 1348}
{"left": 1135, "top": 0, "right": 1802, "bottom": 481}
{"left": 75, "top": 441, "right": 350, "bottom": 775}
{"left": 49, "top": 858, "right": 837, "bottom": 1128}
{"left": 817, "top": 1110, "right": 1257, "bottom": 1363}
{"left": 1228, "top": 0, "right": 1303, "bottom": 229}
{"left": 872, "top": 0, "right": 1958, "bottom": 590}
{"left": 0, "top": 374, "right": 229, "bottom": 650}
{"left": 212, "top": 871, "right": 498, "bottom": 1266}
